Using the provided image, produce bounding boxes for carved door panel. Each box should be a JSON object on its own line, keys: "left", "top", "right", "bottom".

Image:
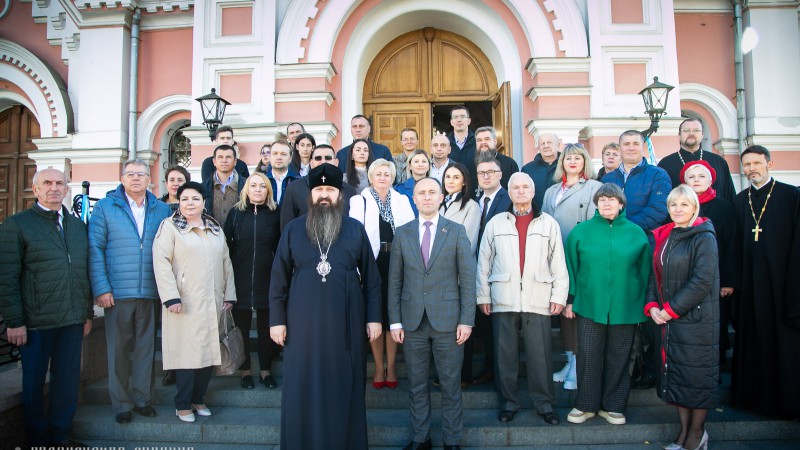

{"left": 0, "top": 106, "right": 39, "bottom": 223}
{"left": 491, "top": 81, "right": 512, "bottom": 156}
{"left": 364, "top": 103, "right": 431, "bottom": 155}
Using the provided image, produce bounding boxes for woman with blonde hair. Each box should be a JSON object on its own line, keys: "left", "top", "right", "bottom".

{"left": 542, "top": 143, "right": 603, "bottom": 391}
{"left": 224, "top": 172, "right": 281, "bottom": 389}
{"left": 646, "top": 184, "right": 719, "bottom": 450}
{"left": 350, "top": 158, "right": 415, "bottom": 389}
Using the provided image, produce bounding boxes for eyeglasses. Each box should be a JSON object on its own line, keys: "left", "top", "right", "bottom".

{"left": 451, "top": 115, "right": 469, "bottom": 120}
{"left": 681, "top": 128, "right": 702, "bottom": 134}
{"left": 313, "top": 155, "right": 334, "bottom": 161}
{"left": 401, "top": 138, "right": 417, "bottom": 142}
{"left": 477, "top": 170, "right": 500, "bottom": 177}
{"left": 260, "top": 151, "right": 270, "bottom": 156}
{"left": 123, "top": 171, "right": 148, "bottom": 178}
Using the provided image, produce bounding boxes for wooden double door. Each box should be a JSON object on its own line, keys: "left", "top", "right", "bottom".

{"left": 363, "top": 28, "right": 512, "bottom": 156}
{"left": 0, "top": 106, "right": 39, "bottom": 223}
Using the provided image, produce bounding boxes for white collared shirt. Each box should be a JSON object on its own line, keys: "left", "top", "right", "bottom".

{"left": 272, "top": 170, "right": 287, "bottom": 202}
{"left": 36, "top": 202, "right": 62, "bottom": 228}
{"left": 477, "top": 191, "right": 496, "bottom": 219}
{"left": 125, "top": 193, "right": 146, "bottom": 238}
{"left": 429, "top": 158, "right": 451, "bottom": 183}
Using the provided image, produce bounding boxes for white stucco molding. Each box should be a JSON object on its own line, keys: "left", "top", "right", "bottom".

{"left": 0, "top": 38, "right": 73, "bottom": 137}
{"left": 542, "top": 0, "right": 590, "bottom": 56}
{"left": 526, "top": 57, "right": 591, "bottom": 78}
{"left": 275, "top": 63, "right": 336, "bottom": 83}
{"left": 136, "top": 94, "right": 192, "bottom": 154}
{"left": 275, "top": 0, "right": 318, "bottom": 64}
{"left": 274, "top": 92, "right": 335, "bottom": 106}
{"left": 679, "top": 82, "right": 738, "bottom": 140}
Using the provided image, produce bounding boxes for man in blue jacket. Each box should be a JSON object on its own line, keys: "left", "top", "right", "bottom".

{"left": 89, "top": 159, "right": 172, "bottom": 424}
{"left": 336, "top": 114, "right": 393, "bottom": 172}
{"left": 601, "top": 130, "right": 671, "bottom": 231}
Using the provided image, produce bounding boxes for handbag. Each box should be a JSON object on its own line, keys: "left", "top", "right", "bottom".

{"left": 215, "top": 309, "right": 245, "bottom": 376}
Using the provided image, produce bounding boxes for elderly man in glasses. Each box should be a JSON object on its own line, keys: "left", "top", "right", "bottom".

{"left": 88, "top": 159, "right": 172, "bottom": 424}
{"left": 280, "top": 144, "right": 358, "bottom": 231}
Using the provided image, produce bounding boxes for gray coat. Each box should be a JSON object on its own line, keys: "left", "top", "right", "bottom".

{"left": 387, "top": 215, "right": 476, "bottom": 332}
{"left": 541, "top": 178, "right": 602, "bottom": 243}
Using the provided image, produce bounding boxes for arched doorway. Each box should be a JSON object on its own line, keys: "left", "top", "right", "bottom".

{"left": 363, "top": 28, "right": 511, "bottom": 155}
{"left": 0, "top": 105, "right": 38, "bottom": 223}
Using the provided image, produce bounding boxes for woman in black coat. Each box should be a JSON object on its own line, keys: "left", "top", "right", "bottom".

{"left": 680, "top": 160, "right": 739, "bottom": 363}
{"left": 224, "top": 172, "right": 281, "bottom": 389}
{"left": 646, "top": 185, "right": 719, "bottom": 450}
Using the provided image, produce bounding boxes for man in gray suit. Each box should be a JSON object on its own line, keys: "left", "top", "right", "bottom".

{"left": 389, "top": 178, "right": 477, "bottom": 450}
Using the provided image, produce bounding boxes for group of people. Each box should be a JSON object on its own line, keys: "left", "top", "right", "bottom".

{"left": 0, "top": 108, "right": 798, "bottom": 450}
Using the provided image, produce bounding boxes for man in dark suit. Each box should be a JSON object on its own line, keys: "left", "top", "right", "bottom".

{"left": 336, "top": 114, "right": 393, "bottom": 172}
{"left": 389, "top": 178, "right": 476, "bottom": 450}
{"left": 447, "top": 105, "right": 477, "bottom": 191}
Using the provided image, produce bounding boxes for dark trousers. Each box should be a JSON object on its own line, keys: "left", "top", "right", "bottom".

{"left": 493, "top": 312, "right": 555, "bottom": 414}
{"left": 105, "top": 299, "right": 156, "bottom": 413}
{"left": 174, "top": 366, "right": 213, "bottom": 410}
{"left": 232, "top": 308, "right": 274, "bottom": 372}
{"left": 461, "top": 306, "right": 494, "bottom": 382}
{"left": 404, "top": 314, "right": 464, "bottom": 445}
{"left": 638, "top": 320, "right": 660, "bottom": 379}
{"left": 19, "top": 323, "right": 83, "bottom": 445}
{"left": 576, "top": 316, "right": 635, "bottom": 414}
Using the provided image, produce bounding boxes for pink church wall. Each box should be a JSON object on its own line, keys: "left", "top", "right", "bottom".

{"left": 0, "top": 1, "right": 69, "bottom": 82}
{"left": 611, "top": 0, "right": 644, "bottom": 24}
{"left": 675, "top": 13, "right": 736, "bottom": 103}
{"left": 73, "top": 163, "right": 122, "bottom": 184}
{"left": 276, "top": 77, "right": 329, "bottom": 92}
{"left": 137, "top": 28, "right": 193, "bottom": 112}
{"left": 530, "top": 96, "right": 590, "bottom": 119}
{"left": 531, "top": 72, "right": 589, "bottom": 87}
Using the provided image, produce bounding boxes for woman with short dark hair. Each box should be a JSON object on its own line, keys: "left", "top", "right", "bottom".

{"left": 153, "top": 181, "right": 236, "bottom": 422}
{"left": 565, "top": 183, "right": 651, "bottom": 426}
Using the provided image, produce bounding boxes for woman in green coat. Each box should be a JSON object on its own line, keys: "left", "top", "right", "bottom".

{"left": 564, "top": 183, "right": 652, "bottom": 426}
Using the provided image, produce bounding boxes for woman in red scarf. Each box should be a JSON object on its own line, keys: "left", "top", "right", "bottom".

{"left": 681, "top": 161, "right": 739, "bottom": 365}
{"left": 645, "top": 185, "right": 720, "bottom": 450}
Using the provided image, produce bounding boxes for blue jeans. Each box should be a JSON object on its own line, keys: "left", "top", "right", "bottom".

{"left": 19, "top": 323, "right": 83, "bottom": 445}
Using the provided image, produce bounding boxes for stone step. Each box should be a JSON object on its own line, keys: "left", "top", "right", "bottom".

{"left": 83, "top": 372, "right": 675, "bottom": 410}
{"left": 71, "top": 403, "right": 800, "bottom": 447}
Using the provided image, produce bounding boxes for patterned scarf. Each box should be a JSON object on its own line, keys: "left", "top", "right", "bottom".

{"left": 369, "top": 188, "right": 395, "bottom": 232}
{"left": 171, "top": 210, "right": 221, "bottom": 234}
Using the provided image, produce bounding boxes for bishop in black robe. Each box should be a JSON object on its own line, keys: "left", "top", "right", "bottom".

{"left": 658, "top": 148, "right": 737, "bottom": 203}
{"left": 732, "top": 177, "right": 800, "bottom": 417}
{"left": 270, "top": 164, "right": 382, "bottom": 450}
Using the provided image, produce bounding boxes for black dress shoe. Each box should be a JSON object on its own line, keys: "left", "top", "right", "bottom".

{"left": 261, "top": 374, "right": 278, "bottom": 389}
{"left": 115, "top": 411, "right": 132, "bottom": 423}
{"left": 498, "top": 409, "right": 516, "bottom": 422}
{"left": 443, "top": 445, "right": 461, "bottom": 450}
{"left": 402, "top": 439, "right": 432, "bottom": 450}
{"left": 540, "top": 411, "right": 560, "bottom": 425}
{"left": 48, "top": 438, "right": 87, "bottom": 449}
{"left": 241, "top": 375, "right": 255, "bottom": 389}
{"left": 471, "top": 371, "right": 495, "bottom": 385}
{"left": 133, "top": 405, "right": 157, "bottom": 417}
{"left": 162, "top": 370, "right": 176, "bottom": 385}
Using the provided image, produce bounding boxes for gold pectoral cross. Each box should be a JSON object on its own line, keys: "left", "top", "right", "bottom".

{"left": 752, "top": 225, "right": 763, "bottom": 242}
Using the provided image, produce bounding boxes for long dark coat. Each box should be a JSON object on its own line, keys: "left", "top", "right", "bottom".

{"left": 647, "top": 220, "right": 720, "bottom": 409}
{"left": 270, "top": 215, "right": 381, "bottom": 450}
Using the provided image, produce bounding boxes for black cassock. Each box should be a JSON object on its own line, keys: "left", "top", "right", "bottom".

{"left": 732, "top": 179, "right": 800, "bottom": 417}
{"left": 270, "top": 216, "right": 382, "bottom": 450}
{"left": 658, "top": 149, "right": 737, "bottom": 203}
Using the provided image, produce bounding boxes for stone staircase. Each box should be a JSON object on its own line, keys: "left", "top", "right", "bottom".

{"left": 71, "top": 330, "right": 800, "bottom": 449}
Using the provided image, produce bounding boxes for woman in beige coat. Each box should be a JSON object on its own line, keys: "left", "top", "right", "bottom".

{"left": 153, "top": 181, "right": 236, "bottom": 423}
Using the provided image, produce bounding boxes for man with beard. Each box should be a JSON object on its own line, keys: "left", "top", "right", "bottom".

{"left": 474, "top": 126, "right": 519, "bottom": 192}
{"left": 658, "top": 118, "right": 736, "bottom": 202}
{"left": 270, "top": 164, "right": 382, "bottom": 450}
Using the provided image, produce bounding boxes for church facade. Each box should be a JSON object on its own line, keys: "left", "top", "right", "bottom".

{"left": 0, "top": 0, "right": 798, "bottom": 220}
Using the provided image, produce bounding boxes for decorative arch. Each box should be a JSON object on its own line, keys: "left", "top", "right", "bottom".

{"left": 679, "top": 83, "right": 738, "bottom": 140}
{"left": 136, "top": 95, "right": 193, "bottom": 155}
{"left": 0, "top": 39, "right": 72, "bottom": 138}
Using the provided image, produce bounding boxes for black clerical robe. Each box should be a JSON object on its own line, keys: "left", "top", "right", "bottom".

{"left": 732, "top": 179, "right": 800, "bottom": 417}
{"left": 658, "top": 149, "right": 737, "bottom": 203}
{"left": 270, "top": 216, "right": 382, "bottom": 450}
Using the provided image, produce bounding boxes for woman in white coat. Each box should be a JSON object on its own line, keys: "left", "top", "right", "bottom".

{"left": 541, "top": 143, "right": 602, "bottom": 391}
{"left": 153, "top": 181, "right": 236, "bottom": 423}
{"left": 440, "top": 162, "right": 481, "bottom": 255}
{"left": 350, "top": 159, "right": 415, "bottom": 389}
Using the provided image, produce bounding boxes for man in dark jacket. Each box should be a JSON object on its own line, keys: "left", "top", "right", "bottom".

{"left": 281, "top": 145, "right": 356, "bottom": 231}
{"left": 447, "top": 105, "right": 478, "bottom": 193}
{"left": 0, "top": 168, "right": 93, "bottom": 447}
{"left": 89, "top": 159, "right": 172, "bottom": 424}
{"left": 200, "top": 125, "right": 250, "bottom": 182}
{"left": 521, "top": 132, "right": 561, "bottom": 208}
{"left": 336, "top": 115, "right": 393, "bottom": 172}
{"left": 475, "top": 126, "right": 519, "bottom": 190}
{"left": 202, "top": 144, "right": 246, "bottom": 227}
{"left": 264, "top": 139, "right": 300, "bottom": 205}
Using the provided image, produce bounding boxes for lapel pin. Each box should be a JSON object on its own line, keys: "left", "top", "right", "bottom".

{"left": 441, "top": 227, "right": 447, "bottom": 233}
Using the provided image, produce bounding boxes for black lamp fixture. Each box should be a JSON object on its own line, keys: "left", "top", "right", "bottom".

{"left": 639, "top": 76, "right": 674, "bottom": 138}
{"left": 195, "top": 88, "right": 231, "bottom": 141}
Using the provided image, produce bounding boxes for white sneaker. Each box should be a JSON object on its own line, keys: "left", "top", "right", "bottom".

{"left": 599, "top": 410, "right": 626, "bottom": 425}
{"left": 567, "top": 408, "right": 595, "bottom": 424}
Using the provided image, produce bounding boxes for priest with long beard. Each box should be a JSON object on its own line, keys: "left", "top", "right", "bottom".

{"left": 270, "top": 164, "right": 382, "bottom": 450}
